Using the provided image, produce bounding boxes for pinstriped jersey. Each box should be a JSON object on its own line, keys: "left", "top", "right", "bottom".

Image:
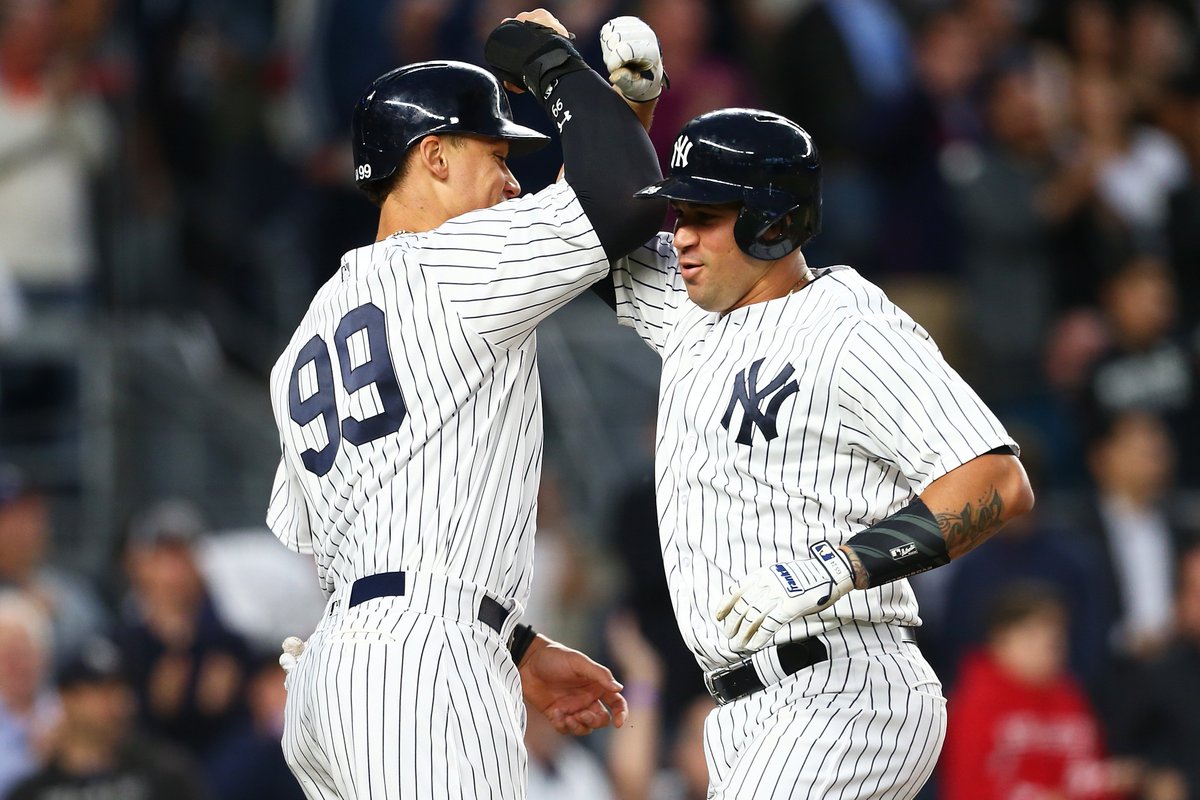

{"left": 612, "top": 236, "right": 1017, "bottom": 671}
{"left": 267, "top": 182, "right": 607, "bottom": 605}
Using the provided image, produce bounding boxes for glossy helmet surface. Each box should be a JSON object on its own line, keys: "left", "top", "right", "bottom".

{"left": 352, "top": 60, "right": 550, "bottom": 187}
{"left": 636, "top": 108, "right": 821, "bottom": 260}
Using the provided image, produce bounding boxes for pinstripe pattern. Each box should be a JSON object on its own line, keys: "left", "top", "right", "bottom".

{"left": 703, "top": 624, "right": 946, "bottom": 799}
{"left": 612, "top": 240, "right": 1011, "bottom": 796}
{"left": 268, "top": 181, "right": 606, "bottom": 798}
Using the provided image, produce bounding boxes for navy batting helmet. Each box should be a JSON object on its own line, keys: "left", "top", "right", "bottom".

{"left": 635, "top": 109, "right": 821, "bottom": 260}
{"left": 352, "top": 60, "right": 551, "bottom": 188}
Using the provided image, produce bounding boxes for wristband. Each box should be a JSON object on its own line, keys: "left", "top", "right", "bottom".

{"left": 845, "top": 498, "right": 949, "bottom": 587}
{"left": 508, "top": 623, "right": 537, "bottom": 666}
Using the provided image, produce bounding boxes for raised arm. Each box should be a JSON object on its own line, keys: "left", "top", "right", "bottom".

{"left": 485, "top": 14, "right": 666, "bottom": 261}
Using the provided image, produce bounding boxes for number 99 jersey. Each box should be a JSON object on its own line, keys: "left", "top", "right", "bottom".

{"left": 266, "top": 182, "right": 607, "bottom": 604}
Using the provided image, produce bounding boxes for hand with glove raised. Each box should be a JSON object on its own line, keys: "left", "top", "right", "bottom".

{"left": 600, "top": 16, "right": 669, "bottom": 103}
{"left": 715, "top": 542, "right": 856, "bottom": 651}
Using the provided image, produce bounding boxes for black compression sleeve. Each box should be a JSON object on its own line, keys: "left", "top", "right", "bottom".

{"left": 542, "top": 70, "right": 666, "bottom": 262}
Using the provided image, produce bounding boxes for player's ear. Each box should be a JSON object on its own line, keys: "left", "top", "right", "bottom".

{"left": 416, "top": 136, "right": 451, "bottom": 180}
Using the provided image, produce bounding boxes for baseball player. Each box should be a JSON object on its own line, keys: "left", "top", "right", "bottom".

{"left": 596, "top": 23, "right": 1035, "bottom": 799}
{"left": 265, "top": 11, "right": 665, "bottom": 799}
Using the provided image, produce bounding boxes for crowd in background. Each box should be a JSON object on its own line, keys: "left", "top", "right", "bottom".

{"left": 0, "top": 0, "right": 1199, "bottom": 797}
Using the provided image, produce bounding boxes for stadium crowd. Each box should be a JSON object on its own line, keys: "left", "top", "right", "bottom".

{"left": 0, "top": 0, "right": 1198, "bottom": 797}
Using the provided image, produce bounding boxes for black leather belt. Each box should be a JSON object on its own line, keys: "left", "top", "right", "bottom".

{"left": 705, "top": 638, "right": 829, "bottom": 705}
{"left": 347, "top": 572, "right": 510, "bottom": 635}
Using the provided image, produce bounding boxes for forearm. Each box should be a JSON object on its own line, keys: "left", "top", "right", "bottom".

{"left": 549, "top": 69, "right": 665, "bottom": 260}
{"left": 620, "top": 93, "right": 657, "bottom": 134}
{"left": 841, "top": 453, "right": 1034, "bottom": 589}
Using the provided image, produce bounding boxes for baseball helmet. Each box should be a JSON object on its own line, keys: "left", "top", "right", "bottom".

{"left": 635, "top": 108, "right": 821, "bottom": 260}
{"left": 352, "top": 60, "right": 551, "bottom": 188}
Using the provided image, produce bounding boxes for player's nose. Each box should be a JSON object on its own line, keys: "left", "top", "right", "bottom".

{"left": 503, "top": 167, "right": 520, "bottom": 199}
{"left": 673, "top": 220, "right": 698, "bottom": 249}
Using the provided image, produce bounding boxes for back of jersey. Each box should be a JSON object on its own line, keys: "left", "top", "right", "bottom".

{"left": 266, "top": 182, "right": 607, "bottom": 604}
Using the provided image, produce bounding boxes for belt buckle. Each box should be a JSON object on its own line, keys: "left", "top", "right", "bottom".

{"left": 703, "top": 660, "right": 743, "bottom": 706}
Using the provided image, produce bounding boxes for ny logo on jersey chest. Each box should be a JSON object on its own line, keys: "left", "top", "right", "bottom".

{"left": 720, "top": 358, "right": 800, "bottom": 446}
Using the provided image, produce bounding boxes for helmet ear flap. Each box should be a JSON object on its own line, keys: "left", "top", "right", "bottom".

{"left": 733, "top": 204, "right": 823, "bottom": 261}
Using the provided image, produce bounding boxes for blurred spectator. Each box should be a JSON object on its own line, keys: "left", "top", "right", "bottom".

{"left": 1124, "top": 0, "right": 1195, "bottom": 120}
{"left": 1073, "top": 68, "right": 1189, "bottom": 245}
{"left": 523, "top": 468, "right": 610, "bottom": 651}
{"left": 0, "top": 466, "right": 111, "bottom": 677}
{"left": 1159, "top": 66, "right": 1200, "bottom": 325}
{"left": 1080, "top": 255, "right": 1200, "bottom": 487}
{"left": 204, "top": 654, "right": 303, "bottom": 800}
{"left": 0, "top": 592, "right": 59, "bottom": 797}
{"left": 0, "top": 0, "right": 115, "bottom": 310}
{"left": 7, "top": 636, "right": 210, "bottom": 800}
{"left": 605, "top": 612, "right": 666, "bottom": 800}
{"left": 114, "top": 498, "right": 250, "bottom": 760}
{"left": 191, "top": 527, "right": 326, "bottom": 656}
{"left": 643, "top": 693, "right": 714, "bottom": 800}
{"left": 1040, "top": 66, "right": 1188, "bottom": 299}
{"left": 1112, "top": 544, "right": 1200, "bottom": 800}
{"left": 951, "top": 54, "right": 1060, "bottom": 403}
{"left": 608, "top": 467, "right": 705, "bottom": 736}
{"left": 1081, "top": 410, "right": 1189, "bottom": 700}
{"left": 744, "top": 0, "right": 913, "bottom": 273}
{"left": 635, "top": 0, "right": 756, "bottom": 170}
{"left": 941, "top": 583, "right": 1137, "bottom": 800}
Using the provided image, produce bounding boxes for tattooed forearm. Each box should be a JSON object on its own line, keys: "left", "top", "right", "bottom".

{"left": 937, "top": 488, "right": 1004, "bottom": 559}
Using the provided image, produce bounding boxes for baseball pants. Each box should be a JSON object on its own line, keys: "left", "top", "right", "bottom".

{"left": 703, "top": 622, "right": 947, "bottom": 799}
{"left": 282, "top": 572, "right": 528, "bottom": 799}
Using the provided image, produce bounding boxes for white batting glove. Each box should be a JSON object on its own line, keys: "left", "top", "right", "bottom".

{"left": 600, "top": 16, "right": 668, "bottom": 102}
{"left": 715, "top": 542, "right": 855, "bottom": 651}
{"left": 279, "top": 635, "right": 307, "bottom": 676}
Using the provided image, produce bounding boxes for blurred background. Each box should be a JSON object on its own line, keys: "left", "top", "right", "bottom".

{"left": 0, "top": 0, "right": 1197, "bottom": 797}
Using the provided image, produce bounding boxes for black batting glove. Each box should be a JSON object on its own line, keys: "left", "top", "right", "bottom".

{"left": 484, "top": 20, "right": 589, "bottom": 100}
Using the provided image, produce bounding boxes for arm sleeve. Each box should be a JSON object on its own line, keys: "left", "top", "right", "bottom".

{"left": 610, "top": 233, "right": 685, "bottom": 354}
{"left": 266, "top": 458, "right": 314, "bottom": 555}
{"left": 548, "top": 69, "right": 667, "bottom": 261}
{"left": 836, "top": 318, "right": 1018, "bottom": 494}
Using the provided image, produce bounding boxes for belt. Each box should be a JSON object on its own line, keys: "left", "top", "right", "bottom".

{"left": 704, "top": 627, "right": 919, "bottom": 705}
{"left": 705, "top": 638, "right": 829, "bottom": 705}
{"left": 347, "top": 571, "right": 511, "bottom": 635}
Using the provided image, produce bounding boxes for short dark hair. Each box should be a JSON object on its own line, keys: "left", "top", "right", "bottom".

{"left": 984, "top": 581, "right": 1066, "bottom": 638}
{"left": 359, "top": 134, "right": 470, "bottom": 208}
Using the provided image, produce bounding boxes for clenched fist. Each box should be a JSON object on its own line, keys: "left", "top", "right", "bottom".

{"left": 600, "top": 16, "right": 668, "bottom": 102}
{"left": 716, "top": 542, "right": 855, "bottom": 651}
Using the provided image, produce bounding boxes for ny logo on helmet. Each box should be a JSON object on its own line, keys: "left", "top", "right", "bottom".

{"left": 720, "top": 358, "right": 800, "bottom": 445}
{"left": 671, "top": 136, "right": 694, "bottom": 169}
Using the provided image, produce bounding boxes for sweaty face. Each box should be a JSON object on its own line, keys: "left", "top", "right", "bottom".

{"left": 443, "top": 137, "right": 520, "bottom": 217}
{"left": 670, "top": 202, "right": 773, "bottom": 314}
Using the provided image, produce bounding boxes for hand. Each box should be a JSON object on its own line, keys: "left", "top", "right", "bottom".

{"left": 600, "top": 16, "right": 668, "bottom": 102}
{"left": 493, "top": 9, "right": 572, "bottom": 94}
{"left": 715, "top": 542, "right": 855, "bottom": 651}
{"left": 279, "top": 635, "right": 306, "bottom": 677}
{"left": 510, "top": 8, "right": 568, "bottom": 38}
{"left": 520, "top": 636, "right": 628, "bottom": 735}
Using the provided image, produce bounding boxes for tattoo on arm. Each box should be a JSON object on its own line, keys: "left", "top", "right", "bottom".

{"left": 937, "top": 488, "right": 1004, "bottom": 559}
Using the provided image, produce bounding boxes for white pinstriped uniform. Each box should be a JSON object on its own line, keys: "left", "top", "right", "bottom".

{"left": 266, "top": 181, "right": 608, "bottom": 799}
{"left": 613, "top": 238, "right": 1018, "bottom": 799}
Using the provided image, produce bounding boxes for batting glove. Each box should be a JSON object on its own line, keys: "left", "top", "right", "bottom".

{"left": 716, "top": 542, "right": 855, "bottom": 651}
{"left": 279, "top": 635, "right": 306, "bottom": 676}
{"left": 600, "top": 16, "right": 669, "bottom": 102}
